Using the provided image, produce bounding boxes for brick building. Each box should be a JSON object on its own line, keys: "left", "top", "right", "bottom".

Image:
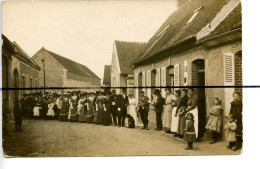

{"left": 132, "top": 0, "right": 242, "bottom": 138}
{"left": 102, "top": 65, "right": 111, "bottom": 87}
{"left": 32, "top": 48, "right": 101, "bottom": 92}
{"left": 2, "top": 35, "right": 41, "bottom": 122}
{"left": 110, "top": 40, "right": 146, "bottom": 95}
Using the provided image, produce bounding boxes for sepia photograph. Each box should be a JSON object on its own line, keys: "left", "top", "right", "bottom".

{"left": 1, "top": 0, "right": 244, "bottom": 158}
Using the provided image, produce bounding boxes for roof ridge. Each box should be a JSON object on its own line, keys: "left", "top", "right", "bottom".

{"left": 115, "top": 40, "right": 146, "bottom": 44}
{"left": 13, "top": 41, "right": 40, "bottom": 69}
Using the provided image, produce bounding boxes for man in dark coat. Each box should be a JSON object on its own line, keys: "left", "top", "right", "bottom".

{"left": 13, "top": 98, "right": 23, "bottom": 132}
{"left": 138, "top": 91, "right": 150, "bottom": 130}
{"left": 116, "top": 89, "right": 129, "bottom": 127}
{"left": 153, "top": 89, "right": 165, "bottom": 131}
{"left": 110, "top": 90, "right": 118, "bottom": 126}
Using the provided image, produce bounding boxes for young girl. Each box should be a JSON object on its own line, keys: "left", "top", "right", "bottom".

{"left": 183, "top": 113, "right": 196, "bottom": 150}
{"left": 205, "top": 98, "right": 223, "bottom": 144}
{"left": 33, "top": 103, "right": 41, "bottom": 119}
{"left": 224, "top": 114, "right": 237, "bottom": 150}
{"left": 47, "top": 99, "right": 55, "bottom": 119}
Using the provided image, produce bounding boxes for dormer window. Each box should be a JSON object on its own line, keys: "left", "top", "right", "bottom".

{"left": 186, "top": 6, "right": 203, "bottom": 24}
{"left": 157, "top": 25, "right": 171, "bottom": 37}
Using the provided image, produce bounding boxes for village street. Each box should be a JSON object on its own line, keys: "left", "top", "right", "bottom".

{"left": 3, "top": 114, "right": 240, "bottom": 157}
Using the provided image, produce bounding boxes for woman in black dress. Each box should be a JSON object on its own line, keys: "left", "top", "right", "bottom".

{"left": 177, "top": 89, "right": 188, "bottom": 138}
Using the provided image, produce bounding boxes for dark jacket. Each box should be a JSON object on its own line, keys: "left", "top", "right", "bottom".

{"left": 116, "top": 94, "right": 129, "bottom": 111}
{"left": 230, "top": 100, "right": 242, "bottom": 119}
{"left": 154, "top": 95, "right": 165, "bottom": 113}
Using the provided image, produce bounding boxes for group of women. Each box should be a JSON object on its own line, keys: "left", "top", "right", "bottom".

{"left": 160, "top": 88, "right": 242, "bottom": 148}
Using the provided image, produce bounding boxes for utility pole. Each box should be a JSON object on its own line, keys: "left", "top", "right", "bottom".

{"left": 42, "top": 48, "right": 46, "bottom": 94}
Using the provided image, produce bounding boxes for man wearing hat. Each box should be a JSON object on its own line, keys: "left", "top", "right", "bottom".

{"left": 152, "top": 89, "right": 165, "bottom": 131}
{"left": 138, "top": 91, "right": 150, "bottom": 130}
{"left": 116, "top": 88, "right": 129, "bottom": 127}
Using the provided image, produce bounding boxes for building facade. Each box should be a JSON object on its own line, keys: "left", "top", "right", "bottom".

{"left": 102, "top": 65, "right": 111, "bottom": 87}
{"left": 111, "top": 40, "right": 146, "bottom": 95}
{"left": 132, "top": 0, "right": 242, "bottom": 138}
{"left": 32, "top": 48, "right": 100, "bottom": 92}
{"left": 2, "top": 35, "right": 41, "bottom": 122}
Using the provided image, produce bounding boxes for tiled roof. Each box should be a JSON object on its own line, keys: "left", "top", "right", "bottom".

{"left": 45, "top": 50, "right": 91, "bottom": 77}
{"left": 200, "top": 3, "right": 242, "bottom": 41}
{"left": 134, "top": 0, "right": 232, "bottom": 64}
{"left": 115, "top": 40, "right": 146, "bottom": 74}
{"left": 2, "top": 35, "right": 41, "bottom": 70}
{"left": 78, "top": 63, "right": 101, "bottom": 80}
{"left": 103, "top": 65, "right": 111, "bottom": 85}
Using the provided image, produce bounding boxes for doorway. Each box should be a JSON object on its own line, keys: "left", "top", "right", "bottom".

{"left": 192, "top": 59, "right": 206, "bottom": 138}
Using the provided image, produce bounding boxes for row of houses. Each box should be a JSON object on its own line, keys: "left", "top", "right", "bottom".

{"left": 2, "top": 35, "right": 101, "bottom": 122}
{"left": 104, "top": 0, "right": 242, "bottom": 137}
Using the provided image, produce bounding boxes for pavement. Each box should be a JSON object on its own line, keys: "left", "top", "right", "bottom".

{"left": 2, "top": 115, "right": 241, "bottom": 157}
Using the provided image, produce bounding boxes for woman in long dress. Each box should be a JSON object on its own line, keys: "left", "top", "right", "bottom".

{"left": 96, "top": 92, "right": 104, "bottom": 124}
{"left": 127, "top": 94, "right": 138, "bottom": 127}
{"left": 177, "top": 89, "right": 189, "bottom": 138}
{"left": 205, "top": 97, "right": 223, "bottom": 144}
{"left": 78, "top": 97, "right": 87, "bottom": 123}
{"left": 170, "top": 90, "right": 181, "bottom": 136}
{"left": 162, "top": 89, "right": 175, "bottom": 133}
{"left": 185, "top": 88, "right": 199, "bottom": 139}
{"left": 69, "top": 93, "right": 79, "bottom": 122}
{"left": 86, "top": 93, "right": 95, "bottom": 123}
{"left": 59, "top": 96, "right": 69, "bottom": 121}
{"left": 103, "top": 92, "right": 112, "bottom": 126}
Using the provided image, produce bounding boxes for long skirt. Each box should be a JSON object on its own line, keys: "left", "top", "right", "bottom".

{"left": 170, "top": 107, "right": 179, "bottom": 132}
{"left": 187, "top": 107, "right": 198, "bottom": 138}
{"left": 162, "top": 104, "right": 173, "bottom": 130}
{"left": 96, "top": 107, "right": 104, "bottom": 124}
{"left": 177, "top": 112, "right": 186, "bottom": 136}
{"left": 70, "top": 106, "right": 78, "bottom": 122}
{"left": 86, "top": 109, "right": 94, "bottom": 123}
{"left": 103, "top": 110, "right": 112, "bottom": 125}
{"left": 78, "top": 109, "right": 87, "bottom": 122}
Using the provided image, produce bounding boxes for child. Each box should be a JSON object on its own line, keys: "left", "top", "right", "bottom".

{"left": 47, "top": 99, "right": 55, "bottom": 119}
{"left": 183, "top": 113, "right": 196, "bottom": 150}
{"left": 127, "top": 114, "right": 135, "bottom": 128}
{"left": 205, "top": 97, "right": 223, "bottom": 144}
{"left": 224, "top": 114, "right": 237, "bottom": 150}
{"left": 33, "top": 103, "right": 41, "bottom": 119}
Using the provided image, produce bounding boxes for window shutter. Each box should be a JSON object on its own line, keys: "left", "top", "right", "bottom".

{"left": 147, "top": 71, "right": 151, "bottom": 100}
{"left": 142, "top": 72, "right": 146, "bottom": 92}
{"left": 224, "top": 53, "right": 235, "bottom": 85}
{"left": 174, "top": 64, "right": 180, "bottom": 89}
{"left": 161, "top": 67, "right": 166, "bottom": 98}
{"left": 157, "top": 68, "right": 161, "bottom": 87}
{"left": 184, "top": 60, "right": 188, "bottom": 86}
{"left": 223, "top": 53, "right": 235, "bottom": 116}
{"left": 135, "top": 73, "right": 139, "bottom": 100}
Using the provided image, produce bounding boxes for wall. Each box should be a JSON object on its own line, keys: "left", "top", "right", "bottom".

{"left": 32, "top": 50, "right": 64, "bottom": 90}
{"left": 111, "top": 43, "right": 121, "bottom": 94}
{"left": 20, "top": 62, "right": 39, "bottom": 94}
{"left": 134, "top": 40, "right": 242, "bottom": 139}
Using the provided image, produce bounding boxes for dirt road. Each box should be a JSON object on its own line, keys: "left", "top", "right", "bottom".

{"left": 2, "top": 117, "right": 241, "bottom": 157}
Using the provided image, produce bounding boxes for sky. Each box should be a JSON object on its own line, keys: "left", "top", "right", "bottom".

{"left": 2, "top": 0, "right": 178, "bottom": 82}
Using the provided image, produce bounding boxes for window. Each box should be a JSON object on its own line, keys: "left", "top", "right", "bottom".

{"left": 186, "top": 7, "right": 203, "bottom": 24}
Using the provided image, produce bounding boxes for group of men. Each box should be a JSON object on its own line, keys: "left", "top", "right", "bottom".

{"left": 109, "top": 89, "right": 150, "bottom": 129}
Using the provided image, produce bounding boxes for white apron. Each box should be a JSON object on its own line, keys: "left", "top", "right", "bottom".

{"left": 170, "top": 107, "right": 179, "bottom": 132}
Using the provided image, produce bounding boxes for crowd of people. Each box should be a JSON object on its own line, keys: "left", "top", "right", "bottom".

{"left": 14, "top": 87, "right": 243, "bottom": 151}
